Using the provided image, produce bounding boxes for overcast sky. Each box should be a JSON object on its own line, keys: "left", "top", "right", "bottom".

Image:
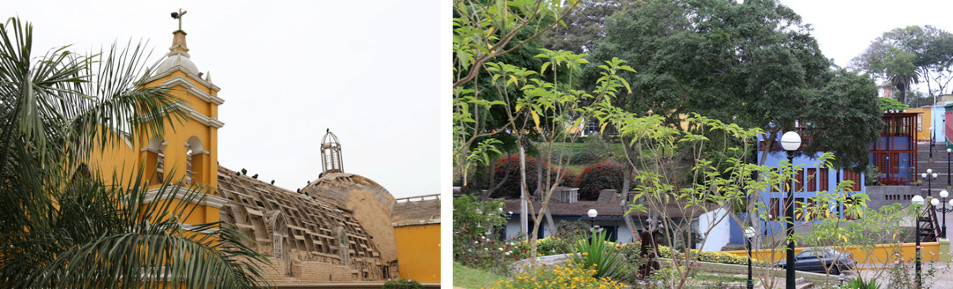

{"left": 3, "top": 1, "right": 442, "bottom": 199}
{"left": 782, "top": 0, "right": 953, "bottom": 73}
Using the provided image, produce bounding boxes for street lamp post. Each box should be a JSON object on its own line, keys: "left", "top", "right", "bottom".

{"left": 745, "top": 226, "right": 757, "bottom": 289}
{"left": 922, "top": 169, "right": 938, "bottom": 197}
{"left": 587, "top": 209, "right": 598, "bottom": 233}
{"left": 912, "top": 195, "right": 925, "bottom": 289}
{"left": 935, "top": 190, "right": 951, "bottom": 239}
{"left": 780, "top": 131, "right": 801, "bottom": 289}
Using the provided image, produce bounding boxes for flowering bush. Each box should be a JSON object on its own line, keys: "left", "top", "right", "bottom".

{"left": 453, "top": 194, "right": 532, "bottom": 273}
{"left": 493, "top": 261, "right": 626, "bottom": 289}
{"left": 491, "top": 154, "right": 549, "bottom": 199}
{"left": 577, "top": 162, "right": 625, "bottom": 200}
{"left": 453, "top": 195, "right": 507, "bottom": 240}
{"left": 454, "top": 232, "right": 530, "bottom": 274}
{"left": 382, "top": 278, "right": 422, "bottom": 289}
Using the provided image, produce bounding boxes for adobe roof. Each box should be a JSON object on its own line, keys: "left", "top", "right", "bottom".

{"left": 217, "top": 166, "right": 384, "bottom": 263}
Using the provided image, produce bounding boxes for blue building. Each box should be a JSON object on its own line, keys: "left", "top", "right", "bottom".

{"left": 737, "top": 131, "right": 865, "bottom": 242}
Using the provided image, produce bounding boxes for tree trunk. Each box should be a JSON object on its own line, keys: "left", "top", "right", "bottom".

{"left": 620, "top": 141, "right": 638, "bottom": 237}
{"left": 519, "top": 145, "right": 528, "bottom": 237}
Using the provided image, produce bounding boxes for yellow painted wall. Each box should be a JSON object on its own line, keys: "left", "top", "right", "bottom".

{"left": 394, "top": 223, "right": 440, "bottom": 282}
{"left": 907, "top": 106, "right": 932, "bottom": 141}
{"left": 722, "top": 242, "right": 940, "bottom": 264}
{"left": 85, "top": 65, "right": 221, "bottom": 227}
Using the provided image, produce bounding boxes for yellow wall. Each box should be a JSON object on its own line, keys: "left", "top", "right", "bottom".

{"left": 722, "top": 242, "right": 941, "bottom": 264}
{"left": 907, "top": 106, "right": 932, "bottom": 141}
{"left": 394, "top": 223, "right": 440, "bottom": 282}
{"left": 85, "top": 66, "right": 221, "bottom": 227}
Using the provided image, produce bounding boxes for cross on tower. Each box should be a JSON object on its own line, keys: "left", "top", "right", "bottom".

{"left": 171, "top": 8, "right": 188, "bottom": 31}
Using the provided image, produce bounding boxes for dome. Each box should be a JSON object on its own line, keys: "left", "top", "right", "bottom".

{"left": 156, "top": 50, "right": 199, "bottom": 76}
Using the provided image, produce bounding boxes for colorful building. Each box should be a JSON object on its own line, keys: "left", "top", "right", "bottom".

{"left": 869, "top": 111, "right": 919, "bottom": 185}
{"left": 906, "top": 105, "right": 946, "bottom": 143}
{"left": 85, "top": 17, "right": 436, "bottom": 285}
{"left": 391, "top": 194, "right": 441, "bottom": 282}
{"left": 750, "top": 131, "right": 865, "bottom": 239}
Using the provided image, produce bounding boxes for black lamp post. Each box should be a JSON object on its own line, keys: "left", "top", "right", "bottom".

{"left": 934, "top": 190, "right": 951, "bottom": 239}
{"left": 930, "top": 128, "right": 935, "bottom": 162}
{"left": 780, "top": 131, "right": 801, "bottom": 289}
{"left": 922, "top": 169, "right": 938, "bottom": 197}
{"left": 745, "top": 226, "right": 757, "bottom": 289}
{"left": 912, "top": 195, "right": 925, "bottom": 289}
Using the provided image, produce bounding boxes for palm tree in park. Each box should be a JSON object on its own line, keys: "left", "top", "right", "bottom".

{"left": 0, "top": 17, "right": 269, "bottom": 288}
{"left": 890, "top": 70, "right": 920, "bottom": 105}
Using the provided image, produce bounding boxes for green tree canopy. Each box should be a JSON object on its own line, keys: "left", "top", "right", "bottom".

{"left": 585, "top": 0, "right": 880, "bottom": 170}
{"left": 879, "top": 97, "right": 910, "bottom": 111}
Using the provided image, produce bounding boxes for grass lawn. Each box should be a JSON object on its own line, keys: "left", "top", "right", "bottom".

{"left": 453, "top": 262, "right": 505, "bottom": 289}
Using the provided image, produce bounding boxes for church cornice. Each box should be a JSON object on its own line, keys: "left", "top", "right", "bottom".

{"left": 174, "top": 102, "right": 225, "bottom": 129}
{"left": 161, "top": 76, "right": 224, "bottom": 105}
{"left": 142, "top": 69, "right": 222, "bottom": 95}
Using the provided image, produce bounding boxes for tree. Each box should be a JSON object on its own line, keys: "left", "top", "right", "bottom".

{"left": 852, "top": 25, "right": 953, "bottom": 103}
{"left": 0, "top": 17, "right": 268, "bottom": 288}
{"left": 803, "top": 69, "right": 883, "bottom": 171}
{"left": 453, "top": 0, "right": 578, "bottom": 189}
{"left": 586, "top": 0, "right": 833, "bottom": 166}
{"left": 880, "top": 97, "right": 910, "bottom": 111}
{"left": 539, "top": 0, "right": 634, "bottom": 54}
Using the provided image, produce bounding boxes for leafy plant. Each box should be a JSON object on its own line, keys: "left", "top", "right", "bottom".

{"left": 842, "top": 277, "right": 882, "bottom": 289}
{"left": 382, "top": 279, "right": 423, "bottom": 289}
{"left": 571, "top": 229, "right": 623, "bottom": 279}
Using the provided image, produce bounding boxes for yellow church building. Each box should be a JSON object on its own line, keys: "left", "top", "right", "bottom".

{"left": 85, "top": 15, "right": 439, "bottom": 286}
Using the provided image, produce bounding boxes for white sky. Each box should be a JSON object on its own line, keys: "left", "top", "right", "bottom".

{"left": 3, "top": 1, "right": 443, "bottom": 199}
{"left": 781, "top": 0, "right": 953, "bottom": 78}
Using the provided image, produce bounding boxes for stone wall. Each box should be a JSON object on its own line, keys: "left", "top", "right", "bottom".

{"left": 866, "top": 186, "right": 920, "bottom": 209}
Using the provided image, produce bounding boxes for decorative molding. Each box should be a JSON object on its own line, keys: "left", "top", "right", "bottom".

{"left": 162, "top": 76, "right": 225, "bottom": 105}
{"left": 172, "top": 102, "right": 225, "bottom": 129}
{"left": 140, "top": 141, "right": 168, "bottom": 152}
{"left": 142, "top": 68, "right": 221, "bottom": 93}
{"left": 142, "top": 186, "right": 227, "bottom": 208}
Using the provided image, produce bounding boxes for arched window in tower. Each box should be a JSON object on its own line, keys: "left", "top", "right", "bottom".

{"left": 185, "top": 136, "right": 209, "bottom": 185}
{"left": 321, "top": 130, "right": 344, "bottom": 173}
{"left": 142, "top": 139, "right": 167, "bottom": 184}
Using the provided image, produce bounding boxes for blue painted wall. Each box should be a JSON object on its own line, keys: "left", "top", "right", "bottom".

{"left": 754, "top": 134, "right": 865, "bottom": 237}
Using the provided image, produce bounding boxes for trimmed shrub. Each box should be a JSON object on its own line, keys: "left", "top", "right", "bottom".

{"left": 382, "top": 279, "right": 422, "bottom": 289}
{"left": 570, "top": 149, "right": 600, "bottom": 165}
{"left": 491, "top": 154, "right": 545, "bottom": 198}
{"left": 577, "top": 162, "right": 625, "bottom": 200}
{"left": 657, "top": 246, "right": 770, "bottom": 267}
